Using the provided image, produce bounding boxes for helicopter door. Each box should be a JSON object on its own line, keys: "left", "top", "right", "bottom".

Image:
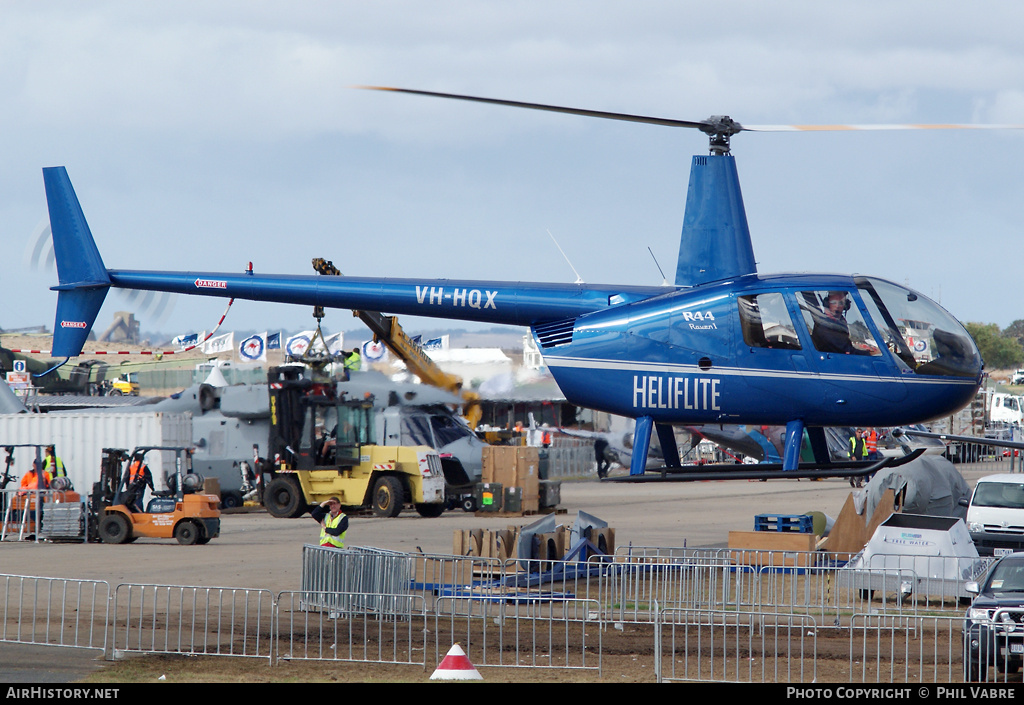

{"left": 796, "top": 289, "right": 906, "bottom": 403}
{"left": 736, "top": 292, "right": 812, "bottom": 414}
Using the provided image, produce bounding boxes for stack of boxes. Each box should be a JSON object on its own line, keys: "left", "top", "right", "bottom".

{"left": 479, "top": 446, "right": 541, "bottom": 515}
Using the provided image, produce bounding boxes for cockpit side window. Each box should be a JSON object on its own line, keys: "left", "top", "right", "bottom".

{"left": 798, "top": 290, "right": 880, "bottom": 356}
{"left": 431, "top": 414, "right": 474, "bottom": 446}
{"left": 738, "top": 292, "right": 801, "bottom": 350}
{"left": 401, "top": 415, "right": 434, "bottom": 447}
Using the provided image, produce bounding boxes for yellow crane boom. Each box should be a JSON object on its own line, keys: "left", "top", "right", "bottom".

{"left": 312, "top": 258, "right": 482, "bottom": 428}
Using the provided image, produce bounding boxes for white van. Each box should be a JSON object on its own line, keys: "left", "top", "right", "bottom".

{"left": 963, "top": 474, "right": 1024, "bottom": 556}
{"left": 989, "top": 393, "right": 1024, "bottom": 426}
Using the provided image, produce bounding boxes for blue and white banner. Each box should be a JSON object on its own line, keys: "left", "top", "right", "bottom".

{"left": 267, "top": 332, "right": 281, "bottom": 350}
{"left": 172, "top": 331, "right": 205, "bottom": 350}
{"left": 420, "top": 335, "right": 449, "bottom": 351}
{"left": 239, "top": 333, "right": 267, "bottom": 362}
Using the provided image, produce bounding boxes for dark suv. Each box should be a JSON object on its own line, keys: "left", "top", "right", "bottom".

{"left": 963, "top": 552, "right": 1024, "bottom": 681}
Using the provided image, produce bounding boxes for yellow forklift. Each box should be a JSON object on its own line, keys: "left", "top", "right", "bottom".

{"left": 91, "top": 446, "right": 220, "bottom": 545}
{"left": 260, "top": 365, "right": 446, "bottom": 518}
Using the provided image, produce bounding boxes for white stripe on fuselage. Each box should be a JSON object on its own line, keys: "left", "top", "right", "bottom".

{"left": 543, "top": 355, "right": 977, "bottom": 385}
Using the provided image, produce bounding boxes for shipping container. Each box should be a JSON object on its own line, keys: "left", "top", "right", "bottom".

{"left": 0, "top": 411, "right": 192, "bottom": 496}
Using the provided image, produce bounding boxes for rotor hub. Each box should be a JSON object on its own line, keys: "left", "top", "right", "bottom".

{"left": 699, "top": 116, "right": 743, "bottom": 155}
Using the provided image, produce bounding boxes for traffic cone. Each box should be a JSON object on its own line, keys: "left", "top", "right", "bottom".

{"left": 430, "top": 643, "right": 482, "bottom": 680}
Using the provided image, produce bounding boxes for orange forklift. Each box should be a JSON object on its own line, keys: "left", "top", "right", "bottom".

{"left": 91, "top": 446, "right": 220, "bottom": 545}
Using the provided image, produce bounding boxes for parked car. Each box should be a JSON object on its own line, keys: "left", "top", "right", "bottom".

{"left": 963, "top": 552, "right": 1024, "bottom": 681}
{"left": 961, "top": 474, "right": 1024, "bottom": 556}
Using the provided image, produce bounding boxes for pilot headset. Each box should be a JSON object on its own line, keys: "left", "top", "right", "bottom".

{"left": 825, "top": 291, "right": 851, "bottom": 313}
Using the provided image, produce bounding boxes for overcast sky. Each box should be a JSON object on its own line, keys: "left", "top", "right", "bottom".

{"left": 2, "top": 1, "right": 1023, "bottom": 342}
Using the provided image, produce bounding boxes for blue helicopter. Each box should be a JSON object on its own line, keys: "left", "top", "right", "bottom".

{"left": 42, "top": 87, "right": 987, "bottom": 481}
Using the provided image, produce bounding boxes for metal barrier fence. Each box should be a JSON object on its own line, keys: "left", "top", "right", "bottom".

{"left": 617, "top": 546, "right": 994, "bottom": 620}
{"left": 1, "top": 489, "right": 87, "bottom": 542}
{"left": 851, "top": 552, "right": 992, "bottom": 606}
{"left": 0, "top": 574, "right": 108, "bottom": 653}
{"left": 655, "top": 607, "right": 818, "bottom": 683}
{"left": 276, "top": 590, "right": 428, "bottom": 666}
{"left": 300, "top": 548, "right": 605, "bottom": 673}
{"left": 963, "top": 607, "right": 1024, "bottom": 683}
{"left": 545, "top": 443, "right": 596, "bottom": 478}
{"left": 301, "top": 545, "right": 415, "bottom": 616}
{"left": 0, "top": 545, "right": 1013, "bottom": 682}
{"left": 135, "top": 366, "right": 269, "bottom": 394}
{"left": 433, "top": 595, "right": 603, "bottom": 673}
{"left": 111, "top": 583, "right": 275, "bottom": 664}
{"left": 849, "top": 614, "right": 962, "bottom": 683}
{"left": 598, "top": 556, "right": 743, "bottom": 623}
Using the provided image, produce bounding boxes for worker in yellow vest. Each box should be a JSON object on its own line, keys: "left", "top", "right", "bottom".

{"left": 43, "top": 446, "right": 67, "bottom": 478}
{"left": 311, "top": 496, "right": 348, "bottom": 548}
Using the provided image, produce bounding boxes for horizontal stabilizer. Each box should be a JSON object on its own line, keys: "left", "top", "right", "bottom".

{"left": 43, "top": 167, "right": 110, "bottom": 357}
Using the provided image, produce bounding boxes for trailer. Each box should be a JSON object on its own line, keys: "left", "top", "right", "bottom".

{"left": 0, "top": 411, "right": 192, "bottom": 496}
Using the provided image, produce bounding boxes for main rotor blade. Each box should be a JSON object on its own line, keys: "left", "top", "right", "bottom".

{"left": 356, "top": 85, "right": 1024, "bottom": 141}
{"left": 356, "top": 85, "right": 710, "bottom": 131}
{"left": 744, "top": 123, "right": 1024, "bottom": 132}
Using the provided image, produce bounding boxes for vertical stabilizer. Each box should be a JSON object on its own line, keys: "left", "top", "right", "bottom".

{"left": 43, "top": 167, "right": 111, "bottom": 357}
{"left": 675, "top": 154, "right": 757, "bottom": 287}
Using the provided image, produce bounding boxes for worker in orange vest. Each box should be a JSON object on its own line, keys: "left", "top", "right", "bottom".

{"left": 19, "top": 459, "right": 52, "bottom": 492}
{"left": 865, "top": 428, "right": 879, "bottom": 460}
{"left": 122, "top": 452, "right": 154, "bottom": 512}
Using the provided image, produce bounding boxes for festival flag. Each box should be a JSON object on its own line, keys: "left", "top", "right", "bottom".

{"left": 201, "top": 331, "right": 234, "bottom": 355}
{"left": 172, "top": 331, "right": 204, "bottom": 350}
{"left": 239, "top": 333, "right": 267, "bottom": 362}
{"left": 420, "top": 335, "right": 449, "bottom": 351}
{"left": 285, "top": 331, "right": 316, "bottom": 357}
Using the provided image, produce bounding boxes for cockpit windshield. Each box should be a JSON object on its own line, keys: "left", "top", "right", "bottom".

{"left": 855, "top": 277, "right": 982, "bottom": 378}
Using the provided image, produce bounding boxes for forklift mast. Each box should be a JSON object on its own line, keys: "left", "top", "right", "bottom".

{"left": 267, "top": 366, "right": 375, "bottom": 471}
{"left": 93, "top": 448, "right": 129, "bottom": 512}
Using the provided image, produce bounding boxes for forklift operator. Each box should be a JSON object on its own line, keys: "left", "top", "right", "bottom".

{"left": 123, "top": 453, "right": 155, "bottom": 513}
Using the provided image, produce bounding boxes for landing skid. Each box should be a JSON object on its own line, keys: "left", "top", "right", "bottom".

{"left": 604, "top": 448, "right": 925, "bottom": 483}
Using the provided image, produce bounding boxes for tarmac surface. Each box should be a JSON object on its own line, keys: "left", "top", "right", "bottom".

{"left": 0, "top": 459, "right": 1016, "bottom": 682}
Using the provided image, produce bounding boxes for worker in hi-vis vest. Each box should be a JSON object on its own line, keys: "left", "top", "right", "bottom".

{"left": 43, "top": 446, "right": 67, "bottom": 478}
{"left": 310, "top": 496, "right": 348, "bottom": 548}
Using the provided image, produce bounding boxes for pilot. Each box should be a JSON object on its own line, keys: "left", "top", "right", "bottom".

{"left": 812, "top": 291, "right": 857, "bottom": 355}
